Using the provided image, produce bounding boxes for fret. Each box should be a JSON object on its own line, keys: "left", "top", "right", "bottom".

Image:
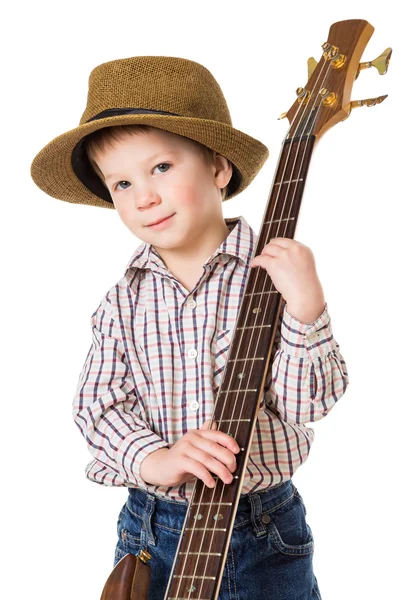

{"left": 191, "top": 502, "right": 232, "bottom": 506}
{"left": 228, "top": 357, "right": 264, "bottom": 362}
{"left": 173, "top": 575, "right": 217, "bottom": 580}
{"left": 218, "top": 418, "right": 250, "bottom": 422}
{"left": 236, "top": 324, "right": 271, "bottom": 330}
{"left": 219, "top": 388, "right": 258, "bottom": 393}
{"left": 244, "top": 290, "right": 278, "bottom": 296}
{"left": 264, "top": 217, "right": 295, "bottom": 224}
{"left": 273, "top": 178, "right": 304, "bottom": 185}
{"left": 185, "top": 527, "right": 226, "bottom": 531}
{"left": 178, "top": 551, "right": 222, "bottom": 555}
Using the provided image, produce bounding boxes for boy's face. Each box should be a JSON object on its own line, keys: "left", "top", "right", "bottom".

{"left": 93, "top": 127, "right": 232, "bottom": 258}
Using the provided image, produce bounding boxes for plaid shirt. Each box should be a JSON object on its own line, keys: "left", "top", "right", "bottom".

{"left": 72, "top": 215, "right": 349, "bottom": 501}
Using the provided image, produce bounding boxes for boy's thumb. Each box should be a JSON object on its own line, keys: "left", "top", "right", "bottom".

{"left": 201, "top": 418, "right": 218, "bottom": 431}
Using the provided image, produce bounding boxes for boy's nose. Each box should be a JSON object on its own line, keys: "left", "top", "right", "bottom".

{"left": 135, "top": 190, "right": 162, "bottom": 211}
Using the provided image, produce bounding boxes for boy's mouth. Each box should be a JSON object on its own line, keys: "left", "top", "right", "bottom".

{"left": 146, "top": 214, "right": 175, "bottom": 227}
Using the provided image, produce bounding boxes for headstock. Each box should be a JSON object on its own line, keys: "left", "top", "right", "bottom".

{"left": 278, "top": 20, "right": 391, "bottom": 140}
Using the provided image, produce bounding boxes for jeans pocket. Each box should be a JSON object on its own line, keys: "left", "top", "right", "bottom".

{"left": 265, "top": 489, "right": 314, "bottom": 556}
{"left": 116, "top": 500, "right": 142, "bottom": 555}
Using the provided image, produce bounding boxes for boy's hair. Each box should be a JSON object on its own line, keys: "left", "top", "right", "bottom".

{"left": 84, "top": 125, "right": 230, "bottom": 201}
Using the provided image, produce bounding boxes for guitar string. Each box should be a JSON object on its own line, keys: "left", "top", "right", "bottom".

{"left": 174, "top": 56, "right": 333, "bottom": 599}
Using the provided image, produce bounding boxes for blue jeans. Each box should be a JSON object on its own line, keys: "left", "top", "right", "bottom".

{"left": 113, "top": 478, "right": 322, "bottom": 599}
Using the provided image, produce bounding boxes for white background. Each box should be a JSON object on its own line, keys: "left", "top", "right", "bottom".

{"left": 1, "top": 1, "right": 398, "bottom": 598}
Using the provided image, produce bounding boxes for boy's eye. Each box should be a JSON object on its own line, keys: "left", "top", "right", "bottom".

{"left": 114, "top": 163, "right": 170, "bottom": 191}
{"left": 115, "top": 181, "right": 130, "bottom": 191}
{"left": 155, "top": 162, "right": 170, "bottom": 173}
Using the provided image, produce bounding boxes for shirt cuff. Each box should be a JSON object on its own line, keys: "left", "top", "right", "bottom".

{"left": 116, "top": 430, "right": 170, "bottom": 489}
{"left": 280, "top": 302, "right": 339, "bottom": 360}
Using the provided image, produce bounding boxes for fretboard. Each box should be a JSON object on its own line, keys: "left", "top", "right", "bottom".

{"left": 164, "top": 135, "right": 316, "bottom": 600}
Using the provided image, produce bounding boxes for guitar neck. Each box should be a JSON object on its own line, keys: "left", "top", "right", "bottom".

{"left": 164, "top": 135, "right": 316, "bottom": 600}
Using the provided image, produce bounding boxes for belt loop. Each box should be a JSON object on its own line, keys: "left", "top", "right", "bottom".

{"left": 140, "top": 493, "right": 157, "bottom": 549}
{"left": 249, "top": 493, "right": 268, "bottom": 538}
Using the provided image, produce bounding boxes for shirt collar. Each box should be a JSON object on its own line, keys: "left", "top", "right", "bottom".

{"left": 123, "top": 215, "right": 255, "bottom": 277}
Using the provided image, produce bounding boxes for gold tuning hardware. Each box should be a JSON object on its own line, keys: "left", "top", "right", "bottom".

{"left": 321, "top": 42, "right": 346, "bottom": 68}
{"left": 296, "top": 87, "right": 311, "bottom": 104}
{"left": 278, "top": 112, "right": 288, "bottom": 120}
{"left": 356, "top": 47, "right": 392, "bottom": 79}
{"left": 307, "top": 57, "right": 318, "bottom": 79}
{"left": 137, "top": 549, "right": 152, "bottom": 564}
{"left": 350, "top": 94, "right": 388, "bottom": 110}
{"left": 320, "top": 90, "right": 337, "bottom": 107}
{"left": 342, "top": 94, "right": 388, "bottom": 122}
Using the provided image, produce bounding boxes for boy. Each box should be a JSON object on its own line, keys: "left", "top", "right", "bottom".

{"left": 30, "top": 55, "right": 349, "bottom": 599}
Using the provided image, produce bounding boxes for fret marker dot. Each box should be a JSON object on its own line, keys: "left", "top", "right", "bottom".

{"left": 188, "top": 585, "right": 196, "bottom": 592}
{"left": 195, "top": 513, "right": 203, "bottom": 520}
{"left": 213, "top": 513, "right": 224, "bottom": 520}
{"left": 253, "top": 307, "right": 261, "bottom": 314}
{"left": 237, "top": 372, "right": 246, "bottom": 380}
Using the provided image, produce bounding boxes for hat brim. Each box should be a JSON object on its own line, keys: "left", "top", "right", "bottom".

{"left": 30, "top": 113, "right": 269, "bottom": 209}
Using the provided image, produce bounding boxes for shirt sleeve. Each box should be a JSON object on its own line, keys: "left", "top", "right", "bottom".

{"left": 72, "top": 295, "right": 170, "bottom": 488}
{"left": 263, "top": 301, "right": 349, "bottom": 423}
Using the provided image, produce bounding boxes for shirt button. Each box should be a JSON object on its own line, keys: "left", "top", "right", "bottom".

{"left": 188, "top": 348, "right": 197, "bottom": 359}
{"left": 187, "top": 298, "right": 197, "bottom": 309}
{"left": 307, "top": 332, "right": 320, "bottom": 343}
{"left": 190, "top": 400, "right": 199, "bottom": 411}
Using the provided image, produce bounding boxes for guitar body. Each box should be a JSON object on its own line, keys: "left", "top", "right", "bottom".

{"left": 100, "top": 553, "right": 151, "bottom": 600}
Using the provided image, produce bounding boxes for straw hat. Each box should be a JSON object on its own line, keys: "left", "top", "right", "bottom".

{"left": 30, "top": 55, "right": 269, "bottom": 209}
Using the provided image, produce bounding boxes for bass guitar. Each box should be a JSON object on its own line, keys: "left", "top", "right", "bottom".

{"left": 100, "top": 18, "right": 391, "bottom": 600}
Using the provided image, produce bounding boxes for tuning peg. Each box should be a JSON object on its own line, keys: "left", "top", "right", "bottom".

{"left": 350, "top": 94, "right": 388, "bottom": 110}
{"left": 307, "top": 57, "right": 318, "bottom": 79}
{"left": 342, "top": 94, "right": 388, "bottom": 121}
{"left": 277, "top": 112, "right": 288, "bottom": 120}
{"left": 356, "top": 48, "right": 392, "bottom": 79}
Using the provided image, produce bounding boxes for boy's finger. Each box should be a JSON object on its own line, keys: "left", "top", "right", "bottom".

{"left": 183, "top": 457, "right": 216, "bottom": 488}
{"left": 201, "top": 418, "right": 218, "bottom": 431}
{"left": 198, "top": 429, "right": 240, "bottom": 454}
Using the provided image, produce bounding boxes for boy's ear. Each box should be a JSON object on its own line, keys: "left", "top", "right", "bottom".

{"left": 214, "top": 153, "right": 233, "bottom": 190}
